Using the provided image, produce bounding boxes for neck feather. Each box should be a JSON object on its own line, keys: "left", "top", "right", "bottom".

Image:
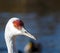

{"left": 5, "top": 36, "right": 18, "bottom": 53}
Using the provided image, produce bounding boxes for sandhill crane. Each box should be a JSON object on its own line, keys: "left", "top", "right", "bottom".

{"left": 5, "top": 17, "right": 36, "bottom": 53}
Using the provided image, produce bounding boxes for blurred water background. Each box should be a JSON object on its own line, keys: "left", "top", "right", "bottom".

{"left": 0, "top": 0, "right": 60, "bottom": 53}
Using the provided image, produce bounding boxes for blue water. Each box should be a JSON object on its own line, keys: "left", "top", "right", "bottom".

{"left": 0, "top": 13, "right": 60, "bottom": 53}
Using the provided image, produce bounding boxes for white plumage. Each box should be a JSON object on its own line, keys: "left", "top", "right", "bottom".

{"left": 5, "top": 17, "right": 36, "bottom": 53}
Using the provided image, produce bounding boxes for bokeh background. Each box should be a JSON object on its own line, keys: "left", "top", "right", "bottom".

{"left": 0, "top": 0, "right": 60, "bottom": 53}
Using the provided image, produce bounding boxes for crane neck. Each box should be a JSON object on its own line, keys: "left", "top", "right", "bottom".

{"left": 5, "top": 36, "right": 18, "bottom": 53}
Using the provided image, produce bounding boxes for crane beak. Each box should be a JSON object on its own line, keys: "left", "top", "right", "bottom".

{"left": 21, "top": 27, "right": 36, "bottom": 40}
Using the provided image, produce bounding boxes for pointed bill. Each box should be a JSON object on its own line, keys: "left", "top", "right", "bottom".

{"left": 21, "top": 28, "right": 36, "bottom": 40}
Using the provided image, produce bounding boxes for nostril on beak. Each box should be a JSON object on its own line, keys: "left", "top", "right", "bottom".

{"left": 25, "top": 31, "right": 27, "bottom": 33}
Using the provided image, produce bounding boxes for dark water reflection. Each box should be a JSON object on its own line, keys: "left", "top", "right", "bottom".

{"left": 0, "top": 12, "right": 60, "bottom": 53}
